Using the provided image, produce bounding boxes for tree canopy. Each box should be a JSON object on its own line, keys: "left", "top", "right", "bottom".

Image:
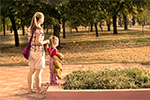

{"left": 1, "top": 0, "right": 150, "bottom": 46}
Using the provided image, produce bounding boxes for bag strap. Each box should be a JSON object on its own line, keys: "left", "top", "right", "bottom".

{"left": 29, "top": 28, "right": 36, "bottom": 44}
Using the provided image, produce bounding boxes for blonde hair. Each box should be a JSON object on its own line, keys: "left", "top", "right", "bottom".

{"left": 49, "top": 36, "right": 59, "bottom": 48}
{"left": 29, "top": 12, "right": 44, "bottom": 34}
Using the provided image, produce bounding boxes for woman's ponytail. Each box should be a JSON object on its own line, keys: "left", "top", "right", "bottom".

{"left": 29, "top": 12, "right": 44, "bottom": 34}
{"left": 34, "top": 14, "right": 39, "bottom": 29}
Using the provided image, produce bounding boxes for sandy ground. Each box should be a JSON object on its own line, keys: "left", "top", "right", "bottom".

{"left": 0, "top": 63, "right": 150, "bottom": 100}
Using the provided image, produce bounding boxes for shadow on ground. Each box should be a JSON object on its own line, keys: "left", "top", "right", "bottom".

{"left": 2, "top": 83, "right": 49, "bottom": 100}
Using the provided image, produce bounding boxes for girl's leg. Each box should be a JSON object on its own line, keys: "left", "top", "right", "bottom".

{"left": 27, "top": 68, "right": 35, "bottom": 92}
{"left": 49, "top": 58, "right": 58, "bottom": 85}
{"left": 35, "top": 69, "right": 43, "bottom": 92}
{"left": 50, "top": 71, "right": 57, "bottom": 85}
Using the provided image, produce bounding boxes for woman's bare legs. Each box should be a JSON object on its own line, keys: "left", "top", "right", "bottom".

{"left": 35, "top": 69, "right": 43, "bottom": 92}
{"left": 28, "top": 68, "right": 35, "bottom": 92}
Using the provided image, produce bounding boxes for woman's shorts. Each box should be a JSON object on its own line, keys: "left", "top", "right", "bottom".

{"left": 29, "top": 51, "right": 45, "bottom": 69}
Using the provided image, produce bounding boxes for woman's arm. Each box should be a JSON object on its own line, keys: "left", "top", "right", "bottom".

{"left": 36, "top": 34, "right": 49, "bottom": 46}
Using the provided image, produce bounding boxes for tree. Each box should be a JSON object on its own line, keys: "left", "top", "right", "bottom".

{"left": 1, "top": 0, "right": 20, "bottom": 46}
{"left": 133, "top": 0, "right": 150, "bottom": 32}
{"left": 132, "top": 16, "right": 136, "bottom": 26}
{"left": 16, "top": 1, "right": 31, "bottom": 35}
{"left": 67, "top": 0, "right": 105, "bottom": 37}
{"left": 118, "top": 14, "right": 123, "bottom": 27}
{"left": 42, "top": 0, "right": 69, "bottom": 46}
{"left": 121, "top": 0, "right": 137, "bottom": 30}
{"left": 2, "top": 16, "right": 5, "bottom": 36}
{"left": 60, "top": 1, "right": 70, "bottom": 38}
{"left": 137, "top": 9, "right": 150, "bottom": 33}
{"left": 101, "top": 0, "right": 125, "bottom": 34}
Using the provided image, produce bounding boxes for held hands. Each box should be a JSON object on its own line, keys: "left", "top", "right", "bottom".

{"left": 46, "top": 39, "right": 50, "bottom": 44}
{"left": 46, "top": 40, "right": 50, "bottom": 49}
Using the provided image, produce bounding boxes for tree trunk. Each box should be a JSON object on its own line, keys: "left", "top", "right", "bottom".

{"left": 7, "top": 24, "right": 9, "bottom": 30}
{"left": 3, "top": 16, "right": 5, "bottom": 36}
{"left": 142, "top": 25, "right": 144, "bottom": 33}
{"left": 22, "top": 25, "right": 25, "bottom": 35}
{"left": 75, "top": 27, "right": 79, "bottom": 32}
{"left": 10, "top": 26, "right": 13, "bottom": 33}
{"left": 113, "top": 15, "right": 117, "bottom": 34}
{"left": 132, "top": 16, "right": 135, "bottom": 26}
{"left": 53, "top": 25, "right": 60, "bottom": 38}
{"left": 62, "top": 17, "right": 66, "bottom": 38}
{"left": 90, "top": 22, "right": 93, "bottom": 32}
{"left": 46, "top": 24, "right": 49, "bottom": 34}
{"left": 53, "top": 24, "right": 60, "bottom": 46}
{"left": 107, "top": 23, "right": 111, "bottom": 31}
{"left": 21, "top": 19, "right": 25, "bottom": 35}
{"left": 123, "top": 14, "right": 128, "bottom": 30}
{"left": 9, "top": 15, "right": 19, "bottom": 47}
{"left": 106, "top": 21, "right": 111, "bottom": 31}
{"left": 118, "top": 17, "right": 122, "bottom": 27}
{"left": 94, "top": 23, "right": 98, "bottom": 37}
{"left": 99, "top": 24, "right": 103, "bottom": 31}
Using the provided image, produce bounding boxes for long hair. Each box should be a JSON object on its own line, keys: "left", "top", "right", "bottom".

{"left": 49, "top": 36, "right": 59, "bottom": 48}
{"left": 29, "top": 12, "right": 44, "bottom": 34}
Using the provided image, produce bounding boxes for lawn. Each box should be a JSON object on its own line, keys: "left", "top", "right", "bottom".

{"left": 0, "top": 26, "right": 150, "bottom": 66}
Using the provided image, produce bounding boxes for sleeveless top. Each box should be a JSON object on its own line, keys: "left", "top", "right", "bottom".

{"left": 27, "top": 28, "right": 44, "bottom": 52}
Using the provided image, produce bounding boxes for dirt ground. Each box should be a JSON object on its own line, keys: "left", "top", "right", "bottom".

{"left": 1, "top": 25, "right": 150, "bottom": 66}
{"left": 0, "top": 25, "right": 150, "bottom": 100}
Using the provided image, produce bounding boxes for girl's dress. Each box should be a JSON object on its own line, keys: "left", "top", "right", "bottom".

{"left": 46, "top": 46, "right": 59, "bottom": 85}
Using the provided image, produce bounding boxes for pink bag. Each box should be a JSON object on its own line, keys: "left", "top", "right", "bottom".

{"left": 22, "top": 43, "right": 31, "bottom": 59}
{"left": 22, "top": 28, "right": 36, "bottom": 59}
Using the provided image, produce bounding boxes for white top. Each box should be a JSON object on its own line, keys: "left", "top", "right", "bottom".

{"left": 27, "top": 28, "right": 44, "bottom": 52}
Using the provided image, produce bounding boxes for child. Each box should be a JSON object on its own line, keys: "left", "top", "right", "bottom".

{"left": 46, "top": 36, "right": 61, "bottom": 85}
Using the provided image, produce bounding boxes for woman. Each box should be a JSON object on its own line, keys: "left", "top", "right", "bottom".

{"left": 27, "top": 12, "right": 49, "bottom": 93}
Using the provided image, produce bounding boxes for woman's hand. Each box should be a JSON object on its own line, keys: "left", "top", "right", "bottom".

{"left": 46, "top": 43, "right": 49, "bottom": 49}
{"left": 46, "top": 40, "right": 50, "bottom": 44}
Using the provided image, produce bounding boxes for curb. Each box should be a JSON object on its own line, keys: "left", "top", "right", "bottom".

{"left": 46, "top": 86, "right": 150, "bottom": 100}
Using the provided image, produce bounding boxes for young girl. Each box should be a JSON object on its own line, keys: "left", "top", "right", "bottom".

{"left": 27, "top": 12, "right": 49, "bottom": 93}
{"left": 46, "top": 36, "right": 61, "bottom": 85}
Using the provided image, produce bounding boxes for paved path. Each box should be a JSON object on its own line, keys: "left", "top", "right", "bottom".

{"left": 0, "top": 65, "right": 82, "bottom": 100}
{"left": 0, "top": 63, "right": 149, "bottom": 100}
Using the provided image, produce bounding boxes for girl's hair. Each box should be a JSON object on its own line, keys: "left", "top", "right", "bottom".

{"left": 29, "top": 12, "right": 44, "bottom": 34}
{"left": 49, "top": 36, "right": 59, "bottom": 48}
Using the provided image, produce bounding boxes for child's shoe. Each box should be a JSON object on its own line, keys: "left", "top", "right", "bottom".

{"left": 50, "top": 82, "right": 60, "bottom": 86}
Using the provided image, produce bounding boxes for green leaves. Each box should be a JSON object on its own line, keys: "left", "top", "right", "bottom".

{"left": 1, "top": 0, "right": 149, "bottom": 34}
{"left": 63, "top": 67, "right": 150, "bottom": 89}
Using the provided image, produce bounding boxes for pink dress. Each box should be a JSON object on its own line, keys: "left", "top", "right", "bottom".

{"left": 46, "top": 47, "right": 59, "bottom": 85}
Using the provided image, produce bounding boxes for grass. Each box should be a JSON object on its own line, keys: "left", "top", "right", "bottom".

{"left": 0, "top": 26, "right": 150, "bottom": 66}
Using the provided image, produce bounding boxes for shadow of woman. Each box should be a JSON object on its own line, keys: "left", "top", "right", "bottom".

{"left": 15, "top": 83, "right": 50, "bottom": 100}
